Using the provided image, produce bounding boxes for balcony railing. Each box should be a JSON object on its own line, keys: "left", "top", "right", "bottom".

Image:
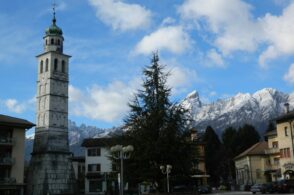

{"left": 0, "top": 157, "right": 15, "bottom": 165}
{"left": 265, "top": 148, "right": 280, "bottom": 155}
{"left": 265, "top": 164, "right": 280, "bottom": 171}
{"left": 0, "top": 137, "right": 15, "bottom": 146}
{"left": 0, "top": 177, "right": 16, "bottom": 184}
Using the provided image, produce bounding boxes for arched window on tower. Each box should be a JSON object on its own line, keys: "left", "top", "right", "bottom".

{"left": 40, "top": 60, "right": 43, "bottom": 73}
{"left": 51, "top": 39, "right": 54, "bottom": 44}
{"left": 54, "top": 59, "right": 58, "bottom": 71}
{"left": 46, "top": 39, "right": 48, "bottom": 45}
{"left": 57, "top": 39, "right": 60, "bottom": 45}
{"left": 62, "top": 60, "right": 66, "bottom": 73}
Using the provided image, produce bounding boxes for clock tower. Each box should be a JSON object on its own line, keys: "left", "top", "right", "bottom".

{"left": 27, "top": 10, "right": 76, "bottom": 195}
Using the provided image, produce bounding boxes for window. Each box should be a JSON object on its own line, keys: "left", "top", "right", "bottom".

{"left": 40, "top": 61, "right": 43, "bottom": 73}
{"left": 51, "top": 38, "right": 54, "bottom": 44}
{"left": 285, "top": 127, "right": 288, "bottom": 136}
{"left": 280, "top": 148, "right": 291, "bottom": 158}
{"left": 57, "top": 39, "right": 60, "bottom": 45}
{"left": 45, "top": 63, "right": 48, "bottom": 72}
{"left": 88, "top": 148, "right": 101, "bottom": 156}
{"left": 46, "top": 58, "right": 49, "bottom": 68}
{"left": 46, "top": 39, "right": 48, "bottom": 45}
{"left": 273, "top": 158, "right": 279, "bottom": 165}
{"left": 272, "top": 141, "right": 278, "bottom": 148}
{"left": 88, "top": 164, "right": 100, "bottom": 172}
{"left": 62, "top": 60, "right": 66, "bottom": 73}
{"left": 54, "top": 59, "right": 58, "bottom": 71}
{"left": 89, "top": 180, "right": 102, "bottom": 192}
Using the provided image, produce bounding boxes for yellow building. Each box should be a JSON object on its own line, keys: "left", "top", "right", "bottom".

{"left": 0, "top": 114, "right": 34, "bottom": 195}
{"left": 235, "top": 108, "right": 294, "bottom": 186}
{"left": 235, "top": 142, "right": 268, "bottom": 185}
{"left": 273, "top": 110, "right": 294, "bottom": 179}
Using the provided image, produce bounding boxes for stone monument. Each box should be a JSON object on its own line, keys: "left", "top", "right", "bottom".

{"left": 27, "top": 8, "right": 76, "bottom": 195}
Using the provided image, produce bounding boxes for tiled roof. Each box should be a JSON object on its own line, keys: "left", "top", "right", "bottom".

{"left": 0, "top": 114, "right": 35, "bottom": 129}
{"left": 81, "top": 137, "right": 117, "bottom": 148}
{"left": 234, "top": 141, "right": 268, "bottom": 160}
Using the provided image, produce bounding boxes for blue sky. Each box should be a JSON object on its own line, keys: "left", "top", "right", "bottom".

{"left": 1, "top": 0, "right": 294, "bottom": 131}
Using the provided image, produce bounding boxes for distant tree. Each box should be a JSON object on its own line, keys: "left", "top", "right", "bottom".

{"left": 203, "top": 126, "right": 223, "bottom": 186}
{"left": 221, "top": 127, "right": 238, "bottom": 182}
{"left": 235, "top": 124, "right": 260, "bottom": 155}
{"left": 123, "top": 53, "right": 193, "bottom": 189}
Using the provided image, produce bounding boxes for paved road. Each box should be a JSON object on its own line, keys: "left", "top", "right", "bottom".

{"left": 210, "top": 192, "right": 294, "bottom": 195}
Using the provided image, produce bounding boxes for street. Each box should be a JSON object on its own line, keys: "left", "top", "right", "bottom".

{"left": 210, "top": 192, "right": 294, "bottom": 195}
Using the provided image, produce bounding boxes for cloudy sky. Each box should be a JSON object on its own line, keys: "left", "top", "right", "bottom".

{"left": 1, "top": 0, "right": 294, "bottom": 131}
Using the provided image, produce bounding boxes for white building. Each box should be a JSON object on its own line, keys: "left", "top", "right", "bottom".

{"left": 82, "top": 138, "right": 117, "bottom": 195}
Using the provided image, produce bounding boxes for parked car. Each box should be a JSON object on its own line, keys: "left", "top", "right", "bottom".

{"left": 198, "top": 185, "right": 211, "bottom": 194}
{"left": 276, "top": 179, "right": 294, "bottom": 193}
{"left": 260, "top": 182, "right": 277, "bottom": 193}
{"left": 250, "top": 184, "right": 266, "bottom": 194}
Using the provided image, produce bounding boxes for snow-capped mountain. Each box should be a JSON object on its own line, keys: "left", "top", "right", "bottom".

{"left": 25, "top": 120, "right": 121, "bottom": 161}
{"left": 182, "top": 88, "right": 294, "bottom": 135}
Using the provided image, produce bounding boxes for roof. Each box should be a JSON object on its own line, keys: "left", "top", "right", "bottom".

{"left": 81, "top": 137, "right": 116, "bottom": 148}
{"left": 0, "top": 114, "right": 35, "bottom": 129}
{"left": 276, "top": 111, "right": 294, "bottom": 123}
{"left": 264, "top": 130, "right": 277, "bottom": 137}
{"left": 234, "top": 141, "right": 268, "bottom": 160}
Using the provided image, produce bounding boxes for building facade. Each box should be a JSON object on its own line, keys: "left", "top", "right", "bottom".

{"left": 27, "top": 11, "right": 76, "bottom": 195}
{"left": 190, "top": 129, "right": 209, "bottom": 185}
{"left": 235, "top": 108, "right": 294, "bottom": 186}
{"left": 0, "top": 114, "right": 34, "bottom": 195}
{"left": 82, "top": 138, "right": 117, "bottom": 195}
{"left": 234, "top": 142, "right": 268, "bottom": 186}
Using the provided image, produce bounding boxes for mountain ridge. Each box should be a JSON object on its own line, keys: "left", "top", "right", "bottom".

{"left": 182, "top": 88, "right": 294, "bottom": 135}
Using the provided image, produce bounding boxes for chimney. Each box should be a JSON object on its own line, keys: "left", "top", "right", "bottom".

{"left": 284, "top": 103, "right": 290, "bottom": 113}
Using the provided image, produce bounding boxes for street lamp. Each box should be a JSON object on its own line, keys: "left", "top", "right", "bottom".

{"left": 160, "top": 164, "right": 172, "bottom": 193}
{"left": 111, "top": 145, "right": 134, "bottom": 195}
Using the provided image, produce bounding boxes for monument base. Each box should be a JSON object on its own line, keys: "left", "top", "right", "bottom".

{"left": 27, "top": 152, "right": 77, "bottom": 195}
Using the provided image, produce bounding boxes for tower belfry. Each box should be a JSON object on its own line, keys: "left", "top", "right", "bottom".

{"left": 27, "top": 7, "right": 76, "bottom": 195}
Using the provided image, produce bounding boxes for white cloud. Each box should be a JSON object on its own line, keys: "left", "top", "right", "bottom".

{"left": 3, "top": 97, "right": 35, "bottom": 114}
{"left": 259, "top": 3, "right": 294, "bottom": 66}
{"left": 167, "top": 66, "right": 197, "bottom": 90}
{"left": 178, "top": 0, "right": 294, "bottom": 67}
{"left": 69, "top": 80, "right": 140, "bottom": 122}
{"left": 5, "top": 99, "right": 27, "bottom": 114}
{"left": 88, "top": 0, "right": 152, "bottom": 31}
{"left": 134, "top": 25, "right": 191, "bottom": 55}
{"left": 205, "top": 49, "right": 225, "bottom": 68}
{"left": 178, "top": 0, "right": 261, "bottom": 55}
{"left": 284, "top": 63, "right": 294, "bottom": 84}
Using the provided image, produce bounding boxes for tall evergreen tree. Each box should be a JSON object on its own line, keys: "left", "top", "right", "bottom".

{"left": 221, "top": 127, "right": 238, "bottom": 182}
{"left": 203, "top": 126, "right": 223, "bottom": 186}
{"left": 124, "top": 53, "right": 192, "bottom": 188}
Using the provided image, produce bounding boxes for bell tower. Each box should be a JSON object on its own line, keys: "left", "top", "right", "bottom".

{"left": 27, "top": 6, "right": 76, "bottom": 195}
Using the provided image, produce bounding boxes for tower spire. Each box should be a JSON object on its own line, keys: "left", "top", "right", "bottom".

{"left": 52, "top": 0, "right": 56, "bottom": 24}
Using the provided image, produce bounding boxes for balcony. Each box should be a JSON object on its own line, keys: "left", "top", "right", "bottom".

{"left": 0, "top": 157, "right": 15, "bottom": 166}
{"left": 0, "top": 177, "right": 16, "bottom": 184}
{"left": 265, "top": 148, "right": 280, "bottom": 155}
{"left": 265, "top": 164, "right": 280, "bottom": 171}
{"left": 0, "top": 137, "right": 15, "bottom": 146}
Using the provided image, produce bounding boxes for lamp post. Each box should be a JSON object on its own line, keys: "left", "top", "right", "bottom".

{"left": 110, "top": 145, "right": 134, "bottom": 195}
{"left": 160, "top": 164, "right": 172, "bottom": 193}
